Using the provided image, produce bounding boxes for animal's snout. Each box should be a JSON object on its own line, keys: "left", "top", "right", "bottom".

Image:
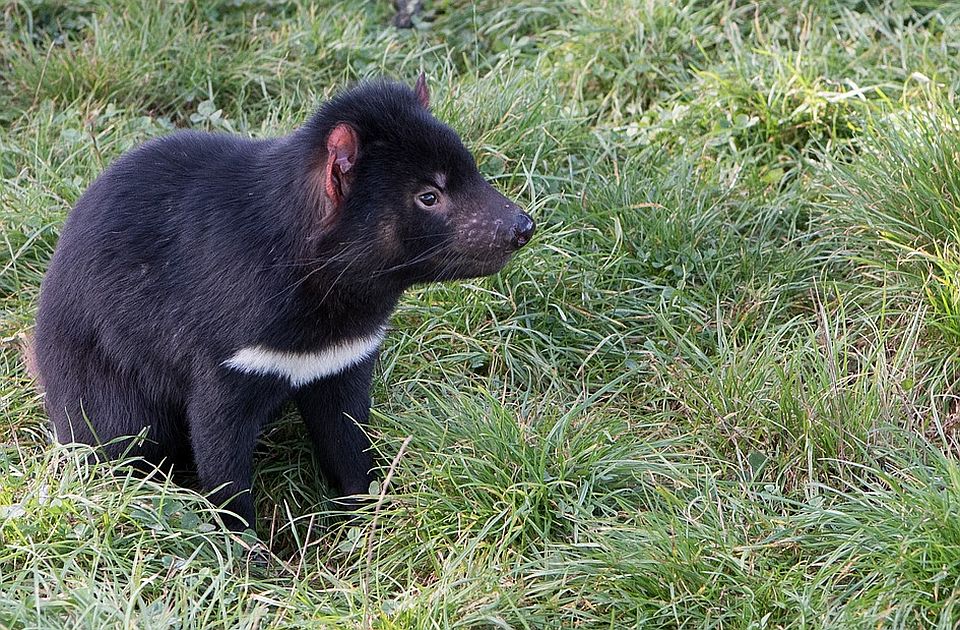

{"left": 509, "top": 211, "right": 535, "bottom": 250}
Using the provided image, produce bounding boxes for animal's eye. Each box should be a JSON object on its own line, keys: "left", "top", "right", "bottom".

{"left": 417, "top": 192, "right": 438, "bottom": 207}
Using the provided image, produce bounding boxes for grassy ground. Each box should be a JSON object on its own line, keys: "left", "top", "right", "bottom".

{"left": 5, "top": 0, "right": 960, "bottom": 627}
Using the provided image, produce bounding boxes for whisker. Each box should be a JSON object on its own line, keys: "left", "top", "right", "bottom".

{"left": 371, "top": 242, "right": 453, "bottom": 277}
{"left": 267, "top": 240, "right": 379, "bottom": 303}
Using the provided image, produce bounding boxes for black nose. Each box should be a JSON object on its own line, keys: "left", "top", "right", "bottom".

{"left": 511, "top": 212, "right": 535, "bottom": 250}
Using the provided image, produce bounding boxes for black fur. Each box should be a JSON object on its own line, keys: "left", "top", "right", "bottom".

{"left": 33, "top": 78, "right": 534, "bottom": 531}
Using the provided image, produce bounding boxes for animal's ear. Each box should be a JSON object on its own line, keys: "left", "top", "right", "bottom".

{"left": 322, "top": 123, "right": 359, "bottom": 218}
{"left": 414, "top": 72, "right": 430, "bottom": 109}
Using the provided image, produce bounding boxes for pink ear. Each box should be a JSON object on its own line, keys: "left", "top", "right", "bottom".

{"left": 414, "top": 72, "right": 430, "bottom": 109}
{"left": 324, "top": 123, "right": 359, "bottom": 208}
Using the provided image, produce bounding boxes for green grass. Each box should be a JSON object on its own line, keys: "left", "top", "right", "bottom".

{"left": 6, "top": 0, "right": 960, "bottom": 626}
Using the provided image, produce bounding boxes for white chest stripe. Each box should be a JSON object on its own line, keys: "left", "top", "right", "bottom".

{"left": 222, "top": 328, "right": 386, "bottom": 387}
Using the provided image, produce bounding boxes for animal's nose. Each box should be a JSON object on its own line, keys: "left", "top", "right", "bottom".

{"left": 510, "top": 211, "right": 535, "bottom": 250}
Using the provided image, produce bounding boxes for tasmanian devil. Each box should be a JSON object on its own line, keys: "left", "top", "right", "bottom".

{"left": 32, "top": 75, "right": 535, "bottom": 531}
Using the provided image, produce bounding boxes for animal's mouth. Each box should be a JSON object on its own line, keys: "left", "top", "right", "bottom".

{"left": 448, "top": 250, "right": 514, "bottom": 277}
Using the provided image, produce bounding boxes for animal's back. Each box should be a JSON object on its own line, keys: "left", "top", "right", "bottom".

{"left": 54, "top": 130, "right": 268, "bottom": 276}
{"left": 34, "top": 131, "right": 282, "bottom": 406}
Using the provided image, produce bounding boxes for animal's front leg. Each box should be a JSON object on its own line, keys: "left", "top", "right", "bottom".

{"left": 187, "top": 383, "right": 271, "bottom": 531}
{"left": 294, "top": 355, "right": 377, "bottom": 506}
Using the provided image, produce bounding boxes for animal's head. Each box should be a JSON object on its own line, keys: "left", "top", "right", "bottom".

{"left": 303, "top": 75, "right": 535, "bottom": 285}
